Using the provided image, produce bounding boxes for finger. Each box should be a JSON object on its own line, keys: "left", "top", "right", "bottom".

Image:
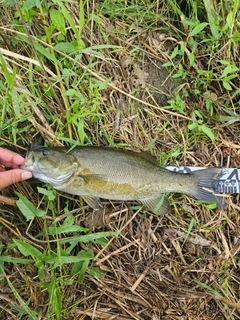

{"left": 0, "top": 169, "right": 32, "bottom": 190}
{"left": 0, "top": 147, "right": 25, "bottom": 168}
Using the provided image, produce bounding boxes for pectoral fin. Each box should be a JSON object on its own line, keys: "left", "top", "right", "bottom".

{"left": 82, "top": 196, "right": 101, "bottom": 210}
{"left": 141, "top": 195, "right": 171, "bottom": 215}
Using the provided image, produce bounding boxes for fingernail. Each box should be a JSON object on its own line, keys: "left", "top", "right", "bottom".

{"left": 21, "top": 171, "right": 32, "bottom": 180}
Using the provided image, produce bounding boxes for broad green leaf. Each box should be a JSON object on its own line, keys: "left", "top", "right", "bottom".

{"left": 172, "top": 72, "right": 183, "bottom": 78}
{"left": 0, "top": 256, "right": 34, "bottom": 264}
{"left": 48, "top": 225, "right": 85, "bottom": 236}
{"left": 162, "top": 61, "right": 172, "bottom": 67}
{"left": 181, "top": 19, "right": 196, "bottom": 27}
{"left": 52, "top": 0, "right": 79, "bottom": 41}
{"left": 0, "top": 52, "right": 15, "bottom": 86}
{"left": 48, "top": 218, "right": 88, "bottom": 235}
{"left": 233, "top": 32, "right": 240, "bottom": 41}
{"left": 222, "top": 81, "right": 232, "bottom": 91}
{"left": 226, "top": 11, "right": 234, "bottom": 29}
{"left": 54, "top": 42, "right": 76, "bottom": 54}
{"left": 16, "top": 192, "right": 46, "bottom": 221}
{"left": 95, "top": 78, "right": 111, "bottom": 90}
{"left": 60, "top": 215, "right": 88, "bottom": 232}
{"left": 63, "top": 89, "right": 82, "bottom": 97}
{"left": 71, "top": 250, "right": 94, "bottom": 283}
{"left": 89, "top": 267, "right": 102, "bottom": 278}
{"left": 180, "top": 42, "right": 186, "bottom": 55}
{"left": 50, "top": 9, "right": 66, "bottom": 35}
{"left": 44, "top": 279, "right": 62, "bottom": 319}
{"left": 221, "top": 65, "right": 239, "bottom": 78}
{"left": 194, "top": 110, "right": 203, "bottom": 119}
{"left": 217, "top": 59, "right": 230, "bottom": 65}
{"left": 78, "top": 118, "right": 86, "bottom": 144}
{"left": 59, "top": 231, "right": 119, "bottom": 244}
{"left": 189, "top": 52, "right": 195, "bottom": 66}
{"left": 199, "top": 125, "right": 215, "bottom": 141}
{"left": 170, "top": 46, "right": 179, "bottom": 59}
{"left": 77, "top": 260, "right": 89, "bottom": 284}
{"left": 206, "top": 202, "right": 217, "bottom": 210}
{"left": 189, "top": 22, "right": 208, "bottom": 37}
{"left": 34, "top": 260, "right": 44, "bottom": 279}
{"left": 60, "top": 255, "right": 93, "bottom": 264}
{"left": 53, "top": 251, "right": 94, "bottom": 268}
{"left": 188, "top": 122, "right": 198, "bottom": 130}
{"left": 40, "top": 252, "right": 57, "bottom": 264}
{"left": 203, "top": 0, "right": 219, "bottom": 38}
{"left": 37, "top": 187, "right": 56, "bottom": 201}
{"left": 224, "top": 74, "right": 238, "bottom": 82}
{"left": 25, "top": 0, "right": 41, "bottom": 9}
{"left": 13, "top": 239, "right": 42, "bottom": 258}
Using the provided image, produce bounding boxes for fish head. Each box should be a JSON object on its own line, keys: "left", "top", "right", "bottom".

{"left": 21, "top": 148, "right": 78, "bottom": 186}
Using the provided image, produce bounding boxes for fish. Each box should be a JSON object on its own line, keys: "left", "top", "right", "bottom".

{"left": 20, "top": 146, "right": 224, "bottom": 214}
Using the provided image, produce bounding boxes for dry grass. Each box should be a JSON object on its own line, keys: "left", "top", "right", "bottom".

{"left": 0, "top": 0, "right": 239, "bottom": 319}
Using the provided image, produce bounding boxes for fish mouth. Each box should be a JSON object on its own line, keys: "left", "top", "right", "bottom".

{"left": 20, "top": 151, "right": 37, "bottom": 171}
{"left": 22, "top": 156, "right": 78, "bottom": 186}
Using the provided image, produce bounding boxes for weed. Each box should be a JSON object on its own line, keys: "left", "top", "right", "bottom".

{"left": 162, "top": 0, "right": 239, "bottom": 140}
{"left": 0, "top": 0, "right": 239, "bottom": 318}
{"left": 1, "top": 192, "right": 117, "bottom": 318}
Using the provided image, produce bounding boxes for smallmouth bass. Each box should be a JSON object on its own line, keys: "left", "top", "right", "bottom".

{"left": 21, "top": 146, "right": 224, "bottom": 214}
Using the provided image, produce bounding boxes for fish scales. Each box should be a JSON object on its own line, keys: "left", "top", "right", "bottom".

{"left": 71, "top": 148, "right": 191, "bottom": 199}
{"left": 21, "top": 146, "right": 225, "bottom": 214}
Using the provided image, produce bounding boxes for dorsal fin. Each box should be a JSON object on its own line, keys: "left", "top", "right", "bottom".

{"left": 137, "top": 151, "right": 158, "bottom": 165}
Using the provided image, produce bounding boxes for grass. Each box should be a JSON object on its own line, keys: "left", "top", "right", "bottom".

{"left": 0, "top": 0, "right": 240, "bottom": 319}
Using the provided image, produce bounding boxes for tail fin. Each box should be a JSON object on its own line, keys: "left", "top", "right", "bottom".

{"left": 191, "top": 168, "right": 225, "bottom": 208}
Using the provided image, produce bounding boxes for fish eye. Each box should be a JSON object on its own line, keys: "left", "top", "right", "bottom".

{"left": 42, "top": 150, "right": 50, "bottom": 156}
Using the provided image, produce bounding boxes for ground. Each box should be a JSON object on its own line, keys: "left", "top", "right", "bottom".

{"left": 0, "top": 1, "right": 239, "bottom": 319}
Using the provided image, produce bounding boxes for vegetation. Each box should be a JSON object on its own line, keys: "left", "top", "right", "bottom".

{"left": 0, "top": 0, "right": 239, "bottom": 319}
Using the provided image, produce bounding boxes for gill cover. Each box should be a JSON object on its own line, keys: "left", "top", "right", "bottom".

{"left": 21, "top": 148, "right": 79, "bottom": 186}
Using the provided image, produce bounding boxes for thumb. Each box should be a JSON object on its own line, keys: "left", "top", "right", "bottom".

{"left": 0, "top": 169, "right": 32, "bottom": 190}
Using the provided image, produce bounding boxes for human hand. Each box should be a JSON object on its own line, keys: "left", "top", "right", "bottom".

{"left": 0, "top": 147, "right": 32, "bottom": 190}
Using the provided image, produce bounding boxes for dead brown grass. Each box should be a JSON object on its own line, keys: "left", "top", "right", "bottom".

{"left": 0, "top": 1, "right": 239, "bottom": 319}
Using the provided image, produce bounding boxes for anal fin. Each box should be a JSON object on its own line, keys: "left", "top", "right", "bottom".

{"left": 141, "top": 195, "right": 171, "bottom": 215}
